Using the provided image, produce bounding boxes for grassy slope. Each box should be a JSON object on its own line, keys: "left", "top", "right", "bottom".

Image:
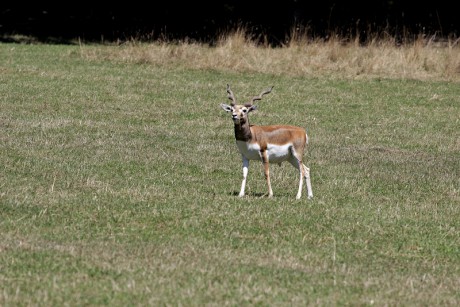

{"left": 0, "top": 43, "right": 459, "bottom": 305}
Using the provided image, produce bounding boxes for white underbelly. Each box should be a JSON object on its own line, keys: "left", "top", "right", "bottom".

{"left": 236, "top": 141, "right": 291, "bottom": 163}
{"left": 266, "top": 143, "right": 291, "bottom": 162}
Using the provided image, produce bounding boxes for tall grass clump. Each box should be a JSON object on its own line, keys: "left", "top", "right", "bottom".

{"left": 78, "top": 27, "right": 460, "bottom": 82}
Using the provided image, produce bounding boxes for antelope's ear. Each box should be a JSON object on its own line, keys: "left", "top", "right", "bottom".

{"left": 220, "top": 103, "right": 232, "bottom": 112}
{"left": 248, "top": 105, "right": 257, "bottom": 112}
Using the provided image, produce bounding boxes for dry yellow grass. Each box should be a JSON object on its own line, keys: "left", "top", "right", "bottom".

{"left": 78, "top": 29, "right": 460, "bottom": 82}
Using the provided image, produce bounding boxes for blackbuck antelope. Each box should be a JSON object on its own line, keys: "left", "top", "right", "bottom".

{"left": 220, "top": 84, "right": 313, "bottom": 199}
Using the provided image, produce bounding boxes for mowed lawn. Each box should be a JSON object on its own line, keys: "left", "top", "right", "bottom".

{"left": 1, "top": 43, "right": 459, "bottom": 305}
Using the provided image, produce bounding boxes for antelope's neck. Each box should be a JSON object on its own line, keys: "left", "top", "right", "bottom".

{"left": 234, "top": 121, "right": 252, "bottom": 142}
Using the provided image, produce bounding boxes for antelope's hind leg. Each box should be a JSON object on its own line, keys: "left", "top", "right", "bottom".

{"left": 288, "top": 156, "right": 304, "bottom": 199}
{"left": 303, "top": 164, "right": 313, "bottom": 199}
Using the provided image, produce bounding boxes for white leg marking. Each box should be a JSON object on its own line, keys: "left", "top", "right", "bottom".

{"left": 303, "top": 164, "right": 313, "bottom": 199}
{"left": 239, "top": 157, "right": 249, "bottom": 197}
{"left": 296, "top": 159, "right": 304, "bottom": 200}
{"left": 289, "top": 151, "right": 305, "bottom": 200}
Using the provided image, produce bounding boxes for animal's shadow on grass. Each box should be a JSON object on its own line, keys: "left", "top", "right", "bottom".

{"left": 228, "top": 190, "right": 306, "bottom": 199}
{"left": 228, "top": 191, "right": 289, "bottom": 199}
{"left": 229, "top": 191, "right": 271, "bottom": 197}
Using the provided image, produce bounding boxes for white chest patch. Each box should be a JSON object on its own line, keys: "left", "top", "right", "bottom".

{"left": 236, "top": 141, "right": 292, "bottom": 163}
{"left": 236, "top": 141, "right": 261, "bottom": 160}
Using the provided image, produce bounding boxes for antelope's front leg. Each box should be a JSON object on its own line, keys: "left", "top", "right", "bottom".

{"left": 239, "top": 156, "right": 249, "bottom": 197}
{"left": 261, "top": 151, "right": 273, "bottom": 197}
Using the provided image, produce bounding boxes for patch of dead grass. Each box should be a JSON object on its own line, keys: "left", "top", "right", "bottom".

{"left": 78, "top": 30, "right": 460, "bottom": 82}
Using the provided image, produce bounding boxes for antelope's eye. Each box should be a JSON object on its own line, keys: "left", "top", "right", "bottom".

{"left": 242, "top": 109, "right": 247, "bottom": 113}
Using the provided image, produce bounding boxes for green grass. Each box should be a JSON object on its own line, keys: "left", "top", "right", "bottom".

{"left": 1, "top": 43, "right": 459, "bottom": 306}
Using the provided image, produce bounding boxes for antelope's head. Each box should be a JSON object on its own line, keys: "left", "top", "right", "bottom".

{"left": 220, "top": 84, "right": 273, "bottom": 125}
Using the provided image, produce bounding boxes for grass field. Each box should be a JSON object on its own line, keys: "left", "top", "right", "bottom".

{"left": 1, "top": 40, "right": 459, "bottom": 305}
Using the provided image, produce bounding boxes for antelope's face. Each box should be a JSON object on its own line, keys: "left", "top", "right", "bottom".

{"left": 220, "top": 104, "right": 257, "bottom": 124}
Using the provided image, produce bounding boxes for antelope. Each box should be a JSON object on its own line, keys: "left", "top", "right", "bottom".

{"left": 220, "top": 84, "right": 313, "bottom": 199}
